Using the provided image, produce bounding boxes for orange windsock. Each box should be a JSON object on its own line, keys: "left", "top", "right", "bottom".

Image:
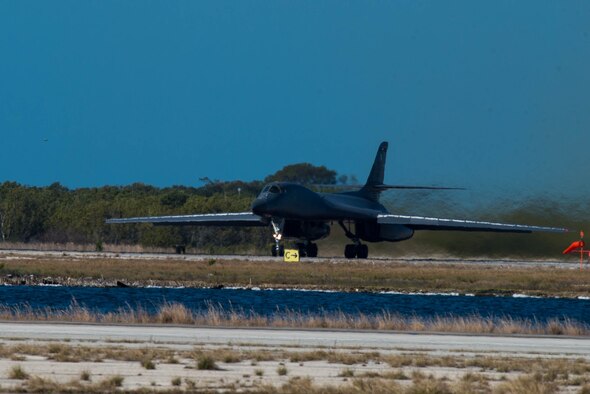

{"left": 563, "top": 240, "right": 585, "bottom": 254}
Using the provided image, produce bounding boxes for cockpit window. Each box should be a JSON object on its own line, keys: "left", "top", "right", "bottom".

{"left": 262, "top": 185, "right": 270, "bottom": 193}
{"left": 268, "top": 185, "right": 281, "bottom": 194}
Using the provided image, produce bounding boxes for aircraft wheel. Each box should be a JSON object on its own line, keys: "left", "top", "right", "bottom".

{"left": 358, "top": 244, "right": 369, "bottom": 259}
{"left": 344, "top": 244, "right": 356, "bottom": 259}
{"left": 296, "top": 243, "right": 307, "bottom": 257}
{"left": 306, "top": 243, "right": 318, "bottom": 258}
{"left": 272, "top": 245, "right": 285, "bottom": 257}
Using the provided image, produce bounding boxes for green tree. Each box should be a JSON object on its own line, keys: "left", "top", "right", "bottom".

{"left": 264, "top": 163, "right": 337, "bottom": 184}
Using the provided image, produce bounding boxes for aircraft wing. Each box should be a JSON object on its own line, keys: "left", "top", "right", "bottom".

{"left": 106, "top": 212, "right": 268, "bottom": 227}
{"left": 377, "top": 214, "right": 568, "bottom": 233}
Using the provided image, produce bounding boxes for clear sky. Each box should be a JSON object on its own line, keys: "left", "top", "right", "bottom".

{"left": 1, "top": 1, "right": 589, "bottom": 199}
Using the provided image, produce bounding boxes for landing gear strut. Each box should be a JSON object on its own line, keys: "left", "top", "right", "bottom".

{"left": 271, "top": 245, "right": 285, "bottom": 257}
{"left": 271, "top": 218, "right": 285, "bottom": 257}
{"left": 339, "top": 221, "right": 369, "bottom": 259}
{"left": 269, "top": 219, "right": 320, "bottom": 258}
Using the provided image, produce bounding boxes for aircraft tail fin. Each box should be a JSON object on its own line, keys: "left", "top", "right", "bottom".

{"left": 365, "top": 142, "right": 388, "bottom": 186}
{"left": 354, "top": 141, "right": 462, "bottom": 202}
{"left": 358, "top": 142, "right": 389, "bottom": 202}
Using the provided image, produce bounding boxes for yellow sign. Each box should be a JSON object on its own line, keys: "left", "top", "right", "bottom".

{"left": 283, "top": 249, "right": 300, "bottom": 262}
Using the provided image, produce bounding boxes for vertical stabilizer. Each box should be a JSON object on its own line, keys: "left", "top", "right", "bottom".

{"left": 365, "top": 142, "right": 388, "bottom": 186}
{"left": 358, "top": 142, "right": 388, "bottom": 202}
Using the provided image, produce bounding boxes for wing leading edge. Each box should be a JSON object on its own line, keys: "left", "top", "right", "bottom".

{"left": 377, "top": 214, "right": 568, "bottom": 234}
{"left": 106, "top": 212, "right": 268, "bottom": 227}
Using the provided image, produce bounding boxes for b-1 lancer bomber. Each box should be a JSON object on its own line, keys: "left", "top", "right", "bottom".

{"left": 107, "top": 142, "right": 568, "bottom": 258}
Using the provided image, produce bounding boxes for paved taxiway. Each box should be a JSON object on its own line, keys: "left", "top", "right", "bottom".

{"left": 0, "top": 249, "right": 578, "bottom": 269}
{"left": 1, "top": 322, "right": 589, "bottom": 356}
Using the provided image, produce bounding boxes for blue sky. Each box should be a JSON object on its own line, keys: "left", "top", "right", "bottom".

{"left": 1, "top": 1, "right": 589, "bottom": 199}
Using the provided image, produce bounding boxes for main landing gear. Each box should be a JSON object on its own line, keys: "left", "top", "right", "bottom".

{"left": 339, "top": 221, "right": 369, "bottom": 259}
{"left": 297, "top": 242, "right": 318, "bottom": 258}
{"left": 344, "top": 244, "right": 368, "bottom": 259}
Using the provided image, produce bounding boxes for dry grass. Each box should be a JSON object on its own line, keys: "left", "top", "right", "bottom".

{"left": 140, "top": 357, "right": 156, "bottom": 370}
{"left": 338, "top": 368, "right": 355, "bottom": 377}
{"left": 80, "top": 370, "right": 91, "bottom": 381}
{"left": 8, "top": 365, "right": 29, "bottom": 380}
{"left": 384, "top": 353, "right": 590, "bottom": 377}
{"left": 276, "top": 366, "right": 288, "bottom": 376}
{"left": 494, "top": 374, "right": 557, "bottom": 394}
{"left": 0, "top": 342, "right": 175, "bottom": 364}
{"left": 196, "top": 355, "right": 220, "bottom": 370}
{"left": 0, "top": 301, "right": 587, "bottom": 336}
{"left": 4, "top": 342, "right": 589, "bottom": 380}
{"left": 1, "top": 253, "right": 590, "bottom": 297}
{"left": 256, "top": 377, "right": 404, "bottom": 394}
{"left": 0, "top": 241, "right": 172, "bottom": 254}
{"left": 22, "top": 375, "right": 127, "bottom": 393}
{"left": 1, "top": 374, "right": 564, "bottom": 394}
{"left": 253, "top": 374, "right": 562, "bottom": 394}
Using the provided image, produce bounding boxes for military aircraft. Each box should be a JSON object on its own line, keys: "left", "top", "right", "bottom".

{"left": 106, "top": 142, "right": 568, "bottom": 258}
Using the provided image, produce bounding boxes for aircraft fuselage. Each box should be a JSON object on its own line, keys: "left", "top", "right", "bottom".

{"left": 251, "top": 182, "right": 387, "bottom": 221}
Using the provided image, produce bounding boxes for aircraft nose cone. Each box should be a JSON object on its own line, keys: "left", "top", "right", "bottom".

{"left": 251, "top": 198, "right": 266, "bottom": 216}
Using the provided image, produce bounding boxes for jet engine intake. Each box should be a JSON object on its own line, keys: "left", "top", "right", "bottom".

{"left": 283, "top": 221, "right": 331, "bottom": 241}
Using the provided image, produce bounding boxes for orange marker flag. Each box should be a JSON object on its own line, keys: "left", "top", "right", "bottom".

{"left": 563, "top": 240, "right": 585, "bottom": 255}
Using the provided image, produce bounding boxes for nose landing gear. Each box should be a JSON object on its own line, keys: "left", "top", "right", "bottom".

{"left": 271, "top": 244, "right": 285, "bottom": 257}
{"left": 271, "top": 218, "right": 285, "bottom": 257}
{"left": 269, "top": 219, "right": 320, "bottom": 258}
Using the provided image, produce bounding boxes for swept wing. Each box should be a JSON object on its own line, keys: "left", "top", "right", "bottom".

{"left": 377, "top": 214, "right": 568, "bottom": 233}
{"left": 106, "top": 212, "right": 267, "bottom": 227}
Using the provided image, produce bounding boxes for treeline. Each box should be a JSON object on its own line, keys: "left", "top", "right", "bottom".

{"left": 0, "top": 162, "right": 586, "bottom": 257}
{"left": 0, "top": 163, "right": 341, "bottom": 253}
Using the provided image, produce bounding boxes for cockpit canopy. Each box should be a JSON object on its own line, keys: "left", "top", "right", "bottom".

{"left": 262, "top": 183, "right": 284, "bottom": 194}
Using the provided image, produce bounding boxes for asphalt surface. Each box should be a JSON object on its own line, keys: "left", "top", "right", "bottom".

{"left": 1, "top": 322, "right": 589, "bottom": 356}
{"left": 0, "top": 249, "right": 579, "bottom": 269}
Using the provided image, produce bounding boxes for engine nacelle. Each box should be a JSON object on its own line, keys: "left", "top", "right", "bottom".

{"left": 283, "top": 220, "right": 331, "bottom": 241}
{"left": 356, "top": 222, "right": 414, "bottom": 242}
{"left": 378, "top": 224, "right": 414, "bottom": 242}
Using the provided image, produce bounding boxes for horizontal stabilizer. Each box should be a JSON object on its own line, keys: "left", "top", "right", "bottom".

{"left": 312, "top": 184, "right": 464, "bottom": 191}
{"left": 106, "top": 212, "right": 268, "bottom": 227}
{"left": 373, "top": 184, "right": 465, "bottom": 190}
{"left": 378, "top": 214, "right": 568, "bottom": 233}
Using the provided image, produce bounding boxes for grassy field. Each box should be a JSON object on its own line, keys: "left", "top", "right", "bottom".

{"left": 1, "top": 253, "right": 590, "bottom": 297}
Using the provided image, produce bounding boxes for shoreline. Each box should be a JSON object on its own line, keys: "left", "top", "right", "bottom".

{"left": 2, "top": 275, "right": 590, "bottom": 301}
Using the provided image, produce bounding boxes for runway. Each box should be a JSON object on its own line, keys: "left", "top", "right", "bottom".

{"left": 1, "top": 322, "right": 589, "bottom": 356}
{"left": 0, "top": 248, "right": 576, "bottom": 269}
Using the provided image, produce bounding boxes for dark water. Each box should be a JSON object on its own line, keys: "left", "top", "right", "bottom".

{"left": 0, "top": 285, "right": 588, "bottom": 323}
